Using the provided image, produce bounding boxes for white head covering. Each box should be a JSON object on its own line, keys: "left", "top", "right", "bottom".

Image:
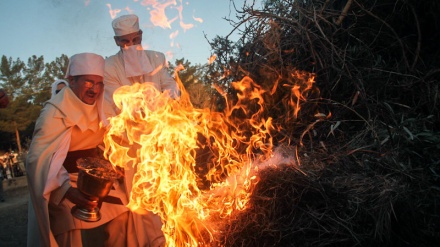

{"left": 63, "top": 53, "right": 109, "bottom": 126}
{"left": 112, "top": 14, "right": 140, "bottom": 36}
{"left": 65, "top": 53, "right": 105, "bottom": 78}
{"left": 51, "top": 79, "right": 69, "bottom": 98}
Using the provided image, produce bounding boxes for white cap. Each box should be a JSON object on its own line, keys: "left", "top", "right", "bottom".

{"left": 51, "top": 79, "right": 69, "bottom": 97}
{"left": 65, "top": 53, "right": 105, "bottom": 78}
{"left": 112, "top": 14, "right": 140, "bottom": 36}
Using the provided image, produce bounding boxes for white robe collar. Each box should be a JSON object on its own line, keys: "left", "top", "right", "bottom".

{"left": 47, "top": 87, "right": 103, "bottom": 132}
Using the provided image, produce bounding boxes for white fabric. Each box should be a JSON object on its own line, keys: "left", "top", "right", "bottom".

{"left": 26, "top": 87, "right": 129, "bottom": 247}
{"left": 112, "top": 14, "right": 140, "bottom": 36}
{"left": 122, "top": 45, "right": 154, "bottom": 77}
{"left": 51, "top": 79, "right": 69, "bottom": 98}
{"left": 65, "top": 53, "right": 105, "bottom": 78}
{"left": 103, "top": 49, "right": 180, "bottom": 121}
{"left": 63, "top": 54, "right": 109, "bottom": 127}
{"left": 103, "top": 48, "right": 180, "bottom": 246}
{"left": 124, "top": 167, "right": 166, "bottom": 247}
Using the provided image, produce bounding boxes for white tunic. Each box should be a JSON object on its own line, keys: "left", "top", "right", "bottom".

{"left": 103, "top": 49, "right": 180, "bottom": 120}
{"left": 26, "top": 88, "right": 128, "bottom": 247}
{"left": 103, "top": 49, "right": 176, "bottom": 247}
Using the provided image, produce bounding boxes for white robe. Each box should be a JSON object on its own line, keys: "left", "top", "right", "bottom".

{"left": 26, "top": 88, "right": 128, "bottom": 247}
{"left": 103, "top": 49, "right": 179, "bottom": 247}
{"left": 103, "top": 49, "right": 180, "bottom": 119}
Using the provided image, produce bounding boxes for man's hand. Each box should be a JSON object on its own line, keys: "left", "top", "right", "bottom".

{"left": 65, "top": 187, "right": 99, "bottom": 211}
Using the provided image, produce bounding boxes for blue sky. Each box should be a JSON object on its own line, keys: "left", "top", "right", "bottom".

{"left": 0, "top": 0, "right": 261, "bottom": 65}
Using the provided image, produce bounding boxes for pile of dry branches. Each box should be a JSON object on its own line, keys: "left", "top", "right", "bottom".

{"left": 210, "top": 0, "right": 440, "bottom": 246}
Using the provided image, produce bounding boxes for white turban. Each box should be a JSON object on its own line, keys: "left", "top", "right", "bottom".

{"left": 65, "top": 53, "right": 105, "bottom": 78}
{"left": 112, "top": 14, "right": 140, "bottom": 36}
{"left": 63, "top": 53, "right": 108, "bottom": 126}
{"left": 51, "top": 79, "right": 69, "bottom": 98}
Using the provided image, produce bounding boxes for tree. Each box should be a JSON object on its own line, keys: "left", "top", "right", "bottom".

{"left": 41, "top": 54, "right": 69, "bottom": 104}
{"left": 169, "top": 58, "right": 214, "bottom": 109}
{"left": 0, "top": 54, "right": 70, "bottom": 151}
{"left": 0, "top": 56, "right": 25, "bottom": 99}
{"left": 23, "top": 55, "right": 47, "bottom": 105}
{"left": 210, "top": 1, "right": 440, "bottom": 245}
{"left": 0, "top": 55, "right": 43, "bottom": 153}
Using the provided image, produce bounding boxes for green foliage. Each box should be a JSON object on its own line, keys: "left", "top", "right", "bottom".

{"left": 23, "top": 55, "right": 47, "bottom": 105}
{"left": 170, "top": 58, "right": 220, "bottom": 110}
{"left": 0, "top": 56, "right": 25, "bottom": 99}
{"left": 0, "top": 54, "right": 69, "bottom": 151}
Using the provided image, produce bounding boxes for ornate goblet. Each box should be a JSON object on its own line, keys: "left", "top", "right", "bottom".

{"left": 71, "top": 157, "right": 121, "bottom": 222}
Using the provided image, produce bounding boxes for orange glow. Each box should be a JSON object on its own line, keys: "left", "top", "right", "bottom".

{"left": 140, "top": 0, "right": 177, "bottom": 29}
{"left": 107, "top": 0, "right": 208, "bottom": 62}
{"left": 106, "top": 4, "right": 121, "bottom": 19}
{"left": 208, "top": 54, "right": 217, "bottom": 65}
{"left": 125, "top": 6, "right": 135, "bottom": 14}
{"left": 170, "top": 30, "right": 179, "bottom": 40}
{"left": 175, "top": 4, "right": 194, "bottom": 31}
{"left": 284, "top": 70, "right": 316, "bottom": 121}
{"left": 165, "top": 51, "right": 174, "bottom": 61}
{"left": 103, "top": 73, "right": 280, "bottom": 246}
{"left": 193, "top": 15, "right": 203, "bottom": 23}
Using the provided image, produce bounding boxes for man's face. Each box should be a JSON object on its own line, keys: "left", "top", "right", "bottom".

{"left": 69, "top": 75, "right": 103, "bottom": 105}
{"left": 114, "top": 30, "right": 143, "bottom": 48}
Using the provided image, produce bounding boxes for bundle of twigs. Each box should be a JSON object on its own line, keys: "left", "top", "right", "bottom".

{"left": 209, "top": 0, "right": 440, "bottom": 246}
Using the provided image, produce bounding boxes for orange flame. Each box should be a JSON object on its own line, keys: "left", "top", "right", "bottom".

{"left": 106, "top": 4, "right": 122, "bottom": 19}
{"left": 107, "top": 0, "right": 206, "bottom": 62}
{"left": 170, "top": 30, "right": 179, "bottom": 40}
{"left": 175, "top": 3, "right": 194, "bottom": 31}
{"left": 193, "top": 15, "right": 203, "bottom": 23}
{"left": 103, "top": 74, "right": 276, "bottom": 246}
{"left": 283, "top": 70, "right": 316, "bottom": 121}
{"left": 208, "top": 54, "right": 217, "bottom": 65}
{"left": 140, "top": 0, "right": 177, "bottom": 29}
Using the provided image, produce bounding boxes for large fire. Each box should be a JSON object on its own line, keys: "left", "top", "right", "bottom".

{"left": 97, "top": 1, "right": 317, "bottom": 245}
{"left": 103, "top": 73, "right": 268, "bottom": 245}
{"left": 102, "top": 67, "right": 315, "bottom": 246}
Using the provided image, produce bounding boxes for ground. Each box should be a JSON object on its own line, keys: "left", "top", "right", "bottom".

{"left": 0, "top": 177, "right": 28, "bottom": 247}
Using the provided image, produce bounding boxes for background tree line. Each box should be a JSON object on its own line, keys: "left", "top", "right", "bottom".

{"left": 0, "top": 55, "right": 69, "bottom": 152}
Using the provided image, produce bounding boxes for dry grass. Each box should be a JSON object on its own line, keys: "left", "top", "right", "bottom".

{"left": 213, "top": 142, "right": 439, "bottom": 246}
{"left": 208, "top": 0, "right": 440, "bottom": 246}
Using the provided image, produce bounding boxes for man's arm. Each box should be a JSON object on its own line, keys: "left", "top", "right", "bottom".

{"left": 26, "top": 105, "right": 71, "bottom": 201}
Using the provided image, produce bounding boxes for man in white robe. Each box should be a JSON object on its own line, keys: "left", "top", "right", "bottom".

{"left": 103, "top": 14, "right": 180, "bottom": 118}
{"left": 102, "top": 14, "right": 181, "bottom": 247}
{"left": 26, "top": 53, "right": 130, "bottom": 247}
